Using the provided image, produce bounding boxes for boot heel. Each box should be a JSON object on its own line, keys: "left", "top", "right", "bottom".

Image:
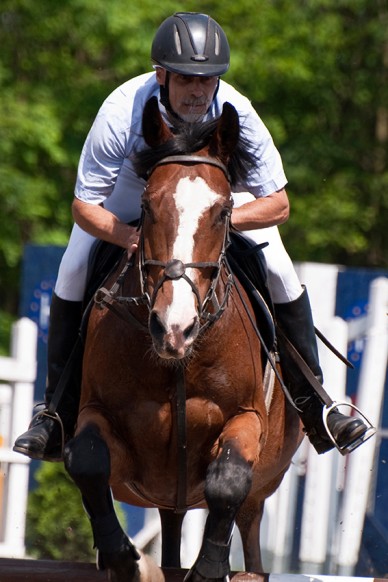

{"left": 322, "top": 401, "right": 376, "bottom": 455}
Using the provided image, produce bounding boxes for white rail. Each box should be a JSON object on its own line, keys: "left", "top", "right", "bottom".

{"left": 0, "top": 318, "right": 37, "bottom": 558}
{"left": 336, "top": 277, "right": 388, "bottom": 573}
{"left": 259, "top": 270, "right": 388, "bottom": 573}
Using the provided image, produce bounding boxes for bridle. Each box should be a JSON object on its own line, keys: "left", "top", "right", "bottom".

{"left": 94, "top": 153, "right": 234, "bottom": 330}
{"left": 145, "top": 154, "right": 231, "bottom": 182}
{"left": 138, "top": 154, "right": 234, "bottom": 328}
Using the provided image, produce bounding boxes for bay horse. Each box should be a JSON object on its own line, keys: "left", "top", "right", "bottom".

{"left": 63, "top": 97, "right": 303, "bottom": 582}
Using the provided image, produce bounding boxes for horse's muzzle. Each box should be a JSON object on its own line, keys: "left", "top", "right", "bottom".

{"left": 149, "top": 310, "right": 199, "bottom": 360}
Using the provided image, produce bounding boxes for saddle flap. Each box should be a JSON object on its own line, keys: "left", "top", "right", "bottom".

{"left": 226, "top": 231, "right": 275, "bottom": 352}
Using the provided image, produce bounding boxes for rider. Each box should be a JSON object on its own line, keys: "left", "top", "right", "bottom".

{"left": 14, "top": 12, "right": 372, "bottom": 460}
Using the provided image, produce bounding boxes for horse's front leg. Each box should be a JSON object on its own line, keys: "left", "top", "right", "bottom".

{"left": 236, "top": 470, "right": 287, "bottom": 575}
{"left": 63, "top": 425, "right": 139, "bottom": 581}
{"left": 235, "top": 496, "right": 265, "bottom": 574}
{"left": 185, "top": 412, "right": 262, "bottom": 582}
{"left": 64, "top": 424, "right": 163, "bottom": 582}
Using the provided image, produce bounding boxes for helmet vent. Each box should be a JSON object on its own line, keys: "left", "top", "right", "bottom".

{"left": 174, "top": 25, "right": 182, "bottom": 55}
{"left": 191, "top": 55, "right": 208, "bottom": 62}
{"left": 215, "top": 30, "right": 220, "bottom": 55}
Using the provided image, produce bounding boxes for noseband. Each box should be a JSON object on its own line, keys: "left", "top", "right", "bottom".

{"left": 139, "top": 154, "right": 233, "bottom": 325}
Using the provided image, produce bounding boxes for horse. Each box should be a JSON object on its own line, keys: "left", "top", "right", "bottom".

{"left": 63, "top": 96, "right": 303, "bottom": 582}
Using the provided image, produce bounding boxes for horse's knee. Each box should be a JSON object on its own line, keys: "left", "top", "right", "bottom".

{"left": 64, "top": 425, "right": 110, "bottom": 487}
{"left": 205, "top": 443, "right": 252, "bottom": 516}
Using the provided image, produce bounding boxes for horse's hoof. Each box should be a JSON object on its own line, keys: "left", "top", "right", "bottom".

{"left": 137, "top": 551, "right": 165, "bottom": 582}
{"left": 231, "top": 573, "right": 267, "bottom": 582}
{"left": 184, "top": 567, "right": 230, "bottom": 582}
{"left": 97, "top": 539, "right": 142, "bottom": 582}
{"left": 101, "top": 548, "right": 164, "bottom": 582}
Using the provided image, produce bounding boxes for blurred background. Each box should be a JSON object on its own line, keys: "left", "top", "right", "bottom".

{"left": 0, "top": 0, "right": 387, "bottom": 577}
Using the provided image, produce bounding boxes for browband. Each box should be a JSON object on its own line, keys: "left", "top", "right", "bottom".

{"left": 148, "top": 154, "right": 231, "bottom": 183}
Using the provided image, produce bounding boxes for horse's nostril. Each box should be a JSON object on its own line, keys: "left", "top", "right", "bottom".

{"left": 184, "top": 318, "right": 198, "bottom": 340}
{"left": 149, "top": 311, "right": 166, "bottom": 338}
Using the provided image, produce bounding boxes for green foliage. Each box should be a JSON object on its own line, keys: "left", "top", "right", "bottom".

{"left": 220, "top": 0, "right": 388, "bottom": 267}
{"left": 26, "top": 462, "right": 95, "bottom": 560}
{"left": 1, "top": 0, "right": 387, "bottom": 327}
{"left": 25, "top": 462, "right": 127, "bottom": 561}
{"left": 0, "top": 311, "right": 15, "bottom": 356}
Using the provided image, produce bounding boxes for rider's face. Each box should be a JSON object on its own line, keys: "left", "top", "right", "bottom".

{"left": 156, "top": 68, "right": 219, "bottom": 122}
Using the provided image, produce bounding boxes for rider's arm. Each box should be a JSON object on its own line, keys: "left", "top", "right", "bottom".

{"left": 216, "top": 84, "right": 289, "bottom": 231}
{"left": 231, "top": 188, "right": 290, "bottom": 231}
{"left": 71, "top": 91, "right": 141, "bottom": 255}
{"left": 72, "top": 198, "right": 139, "bottom": 255}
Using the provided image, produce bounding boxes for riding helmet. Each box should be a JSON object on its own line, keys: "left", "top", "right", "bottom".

{"left": 151, "top": 12, "right": 230, "bottom": 76}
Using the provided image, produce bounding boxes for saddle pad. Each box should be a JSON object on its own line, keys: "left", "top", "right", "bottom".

{"left": 227, "top": 231, "right": 275, "bottom": 353}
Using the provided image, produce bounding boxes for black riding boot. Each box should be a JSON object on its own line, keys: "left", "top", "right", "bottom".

{"left": 13, "top": 293, "right": 83, "bottom": 461}
{"left": 275, "top": 287, "right": 368, "bottom": 454}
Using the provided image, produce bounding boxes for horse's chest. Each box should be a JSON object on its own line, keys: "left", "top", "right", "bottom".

{"left": 122, "top": 397, "right": 224, "bottom": 447}
{"left": 111, "top": 398, "right": 223, "bottom": 500}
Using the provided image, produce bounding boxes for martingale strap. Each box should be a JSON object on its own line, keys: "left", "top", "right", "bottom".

{"left": 175, "top": 364, "right": 188, "bottom": 513}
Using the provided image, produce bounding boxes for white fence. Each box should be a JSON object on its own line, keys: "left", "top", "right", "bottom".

{"left": 261, "top": 272, "right": 388, "bottom": 574}
{"left": 0, "top": 318, "right": 37, "bottom": 558}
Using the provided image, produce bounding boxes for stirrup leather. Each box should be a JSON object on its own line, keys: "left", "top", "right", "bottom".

{"left": 322, "top": 401, "right": 376, "bottom": 455}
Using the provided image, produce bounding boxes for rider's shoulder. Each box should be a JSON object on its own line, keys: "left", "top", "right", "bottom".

{"left": 95, "top": 72, "right": 159, "bottom": 128}
{"left": 217, "top": 79, "right": 257, "bottom": 116}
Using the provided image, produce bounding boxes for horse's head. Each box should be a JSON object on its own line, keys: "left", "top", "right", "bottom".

{"left": 133, "top": 97, "right": 245, "bottom": 361}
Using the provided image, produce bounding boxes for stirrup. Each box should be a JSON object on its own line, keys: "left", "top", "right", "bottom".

{"left": 322, "top": 401, "right": 376, "bottom": 455}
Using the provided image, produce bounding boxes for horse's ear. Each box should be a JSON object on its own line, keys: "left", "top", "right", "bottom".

{"left": 142, "top": 96, "right": 173, "bottom": 147}
{"left": 209, "top": 102, "right": 239, "bottom": 163}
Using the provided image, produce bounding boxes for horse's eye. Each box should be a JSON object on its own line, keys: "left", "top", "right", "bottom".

{"left": 142, "top": 199, "right": 151, "bottom": 214}
{"left": 141, "top": 198, "right": 158, "bottom": 224}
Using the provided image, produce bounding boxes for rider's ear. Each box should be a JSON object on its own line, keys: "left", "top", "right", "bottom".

{"left": 155, "top": 67, "right": 167, "bottom": 87}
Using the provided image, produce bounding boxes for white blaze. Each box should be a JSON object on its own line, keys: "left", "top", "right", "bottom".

{"left": 164, "top": 176, "right": 221, "bottom": 331}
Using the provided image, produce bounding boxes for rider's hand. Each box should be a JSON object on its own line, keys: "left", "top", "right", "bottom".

{"left": 72, "top": 198, "right": 141, "bottom": 256}
{"left": 126, "top": 226, "right": 139, "bottom": 259}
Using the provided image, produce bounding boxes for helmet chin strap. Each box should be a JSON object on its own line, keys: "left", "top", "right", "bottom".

{"left": 159, "top": 72, "right": 220, "bottom": 123}
{"left": 159, "top": 72, "right": 170, "bottom": 109}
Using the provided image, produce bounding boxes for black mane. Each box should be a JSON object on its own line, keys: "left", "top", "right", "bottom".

{"left": 132, "top": 116, "right": 257, "bottom": 187}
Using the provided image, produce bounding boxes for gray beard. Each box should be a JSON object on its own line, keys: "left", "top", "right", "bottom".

{"left": 179, "top": 111, "right": 206, "bottom": 123}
